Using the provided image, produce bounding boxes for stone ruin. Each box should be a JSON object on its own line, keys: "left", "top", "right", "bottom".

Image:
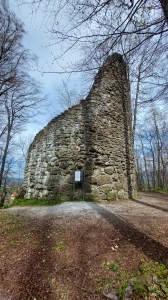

{"left": 23, "top": 53, "right": 137, "bottom": 201}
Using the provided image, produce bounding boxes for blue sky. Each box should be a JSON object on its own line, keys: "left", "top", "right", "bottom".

{"left": 9, "top": 0, "right": 72, "bottom": 137}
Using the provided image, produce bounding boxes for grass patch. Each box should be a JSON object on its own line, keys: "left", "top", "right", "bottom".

{"left": 151, "top": 186, "right": 168, "bottom": 194}
{"left": 52, "top": 242, "right": 65, "bottom": 251}
{"left": 74, "top": 196, "right": 96, "bottom": 202}
{"left": 106, "top": 262, "right": 119, "bottom": 271}
{"left": 4, "top": 195, "right": 96, "bottom": 208}
{"left": 4, "top": 198, "right": 61, "bottom": 208}
{"left": 105, "top": 259, "right": 168, "bottom": 299}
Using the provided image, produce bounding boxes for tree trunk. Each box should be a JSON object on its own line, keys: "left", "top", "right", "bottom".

{"left": 159, "top": 0, "right": 168, "bottom": 22}
{"left": 140, "top": 138, "right": 151, "bottom": 189}
{"left": 0, "top": 104, "right": 13, "bottom": 189}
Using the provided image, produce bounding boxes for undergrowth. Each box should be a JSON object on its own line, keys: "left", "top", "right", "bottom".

{"left": 151, "top": 186, "right": 168, "bottom": 194}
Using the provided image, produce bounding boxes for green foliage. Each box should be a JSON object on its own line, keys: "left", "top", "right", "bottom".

{"left": 151, "top": 186, "right": 168, "bottom": 194}
{"left": 117, "top": 283, "right": 128, "bottom": 299}
{"left": 52, "top": 242, "right": 65, "bottom": 251}
{"left": 105, "top": 189, "right": 111, "bottom": 201}
{"left": 132, "top": 279, "right": 145, "bottom": 296}
{"left": 102, "top": 259, "right": 168, "bottom": 299}
{"left": 118, "top": 259, "right": 168, "bottom": 299}
{"left": 84, "top": 196, "right": 96, "bottom": 202}
{"left": 74, "top": 196, "right": 96, "bottom": 202}
{"left": 105, "top": 189, "right": 122, "bottom": 201}
{"left": 106, "top": 262, "right": 119, "bottom": 271}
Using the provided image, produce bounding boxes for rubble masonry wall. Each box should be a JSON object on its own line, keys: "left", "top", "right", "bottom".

{"left": 23, "top": 53, "right": 137, "bottom": 200}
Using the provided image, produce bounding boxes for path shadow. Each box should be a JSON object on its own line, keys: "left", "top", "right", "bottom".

{"left": 132, "top": 199, "right": 168, "bottom": 213}
{"left": 16, "top": 218, "right": 55, "bottom": 300}
{"left": 87, "top": 202, "right": 168, "bottom": 264}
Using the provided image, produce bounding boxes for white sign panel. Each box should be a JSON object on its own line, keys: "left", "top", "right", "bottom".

{"left": 75, "top": 170, "right": 81, "bottom": 182}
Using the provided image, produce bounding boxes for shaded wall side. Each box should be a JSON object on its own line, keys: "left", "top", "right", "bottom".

{"left": 83, "top": 55, "right": 136, "bottom": 200}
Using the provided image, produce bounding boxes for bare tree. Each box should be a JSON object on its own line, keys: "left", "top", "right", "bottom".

{"left": 17, "top": 134, "right": 34, "bottom": 162}
{"left": 14, "top": 0, "right": 168, "bottom": 137}
{"left": 0, "top": 76, "right": 46, "bottom": 187}
{"left": 55, "top": 78, "right": 88, "bottom": 110}
{"left": 0, "top": 1, "right": 47, "bottom": 206}
{"left": 135, "top": 106, "right": 168, "bottom": 190}
{"left": 126, "top": 40, "right": 168, "bottom": 139}
{"left": 15, "top": 0, "right": 168, "bottom": 71}
{"left": 0, "top": 1, "right": 36, "bottom": 96}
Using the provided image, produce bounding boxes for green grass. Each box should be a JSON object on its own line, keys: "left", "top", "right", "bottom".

{"left": 0, "top": 187, "right": 18, "bottom": 194}
{"left": 52, "top": 242, "right": 65, "bottom": 251}
{"left": 74, "top": 196, "right": 96, "bottom": 202}
{"left": 111, "top": 259, "right": 168, "bottom": 299}
{"left": 4, "top": 198, "right": 61, "bottom": 208}
{"left": 106, "top": 262, "right": 119, "bottom": 271}
{"left": 3, "top": 194, "right": 96, "bottom": 208}
{"left": 101, "top": 259, "right": 168, "bottom": 299}
{"left": 151, "top": 186, "right": 168, "bottom": 194}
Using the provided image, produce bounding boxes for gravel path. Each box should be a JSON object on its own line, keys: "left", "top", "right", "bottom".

{"left": 6, "top": 192, "right": 168, "bottom": 220}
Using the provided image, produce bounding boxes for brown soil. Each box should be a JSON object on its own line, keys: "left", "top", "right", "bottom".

{"left": 0, "top": 192, "right": 168, "bottom": 300}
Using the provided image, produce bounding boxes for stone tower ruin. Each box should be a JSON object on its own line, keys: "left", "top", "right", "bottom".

{"left": 23, "top": 53, "right": 137, "bottom": 200}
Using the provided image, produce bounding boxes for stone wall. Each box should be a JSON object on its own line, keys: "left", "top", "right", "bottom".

{"left": 23, "top": 53, "right": 137, "bottom": 200}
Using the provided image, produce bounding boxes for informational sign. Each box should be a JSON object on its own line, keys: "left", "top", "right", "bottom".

{"left": 74, "top": 170, "right": 84, "bottom": 183}
{"left": 74, "top": 170, "right": 81, "bottom": 182}
{"left": 73, "top": 170, "right": 85, "bottom": 201}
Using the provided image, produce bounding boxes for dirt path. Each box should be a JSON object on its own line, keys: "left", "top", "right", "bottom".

{"left": 0, "top": 192, "right": 168, "bottom": 300}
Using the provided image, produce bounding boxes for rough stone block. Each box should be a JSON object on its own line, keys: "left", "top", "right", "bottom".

{"left": 117, "top": 190, "right": 125, "bottom": 199}
{"left": 90, "top": 176, "right": 97, "bottom": 184}
{"left": 34, "top": 184, "right": 44, "bottom": 190}
{"left": 92, "top": 169, "right": 100, "bottom": 177}
{"left": 97, "top": 174, "right": 111, "bottom": 185}
{"left": 59, "top": 184, "right": 72, "bottom": 195}
{"left": 104, "top": 166, "right": 114, "bottom": 175}
{"left": 99, "top": 184, "right": 112, "bottom": 192}
{"left": 113, "top": 182, "right": 123, "bottom": 189}
{"left": 112, "top": 173, "right": 118, "bottom": 181}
